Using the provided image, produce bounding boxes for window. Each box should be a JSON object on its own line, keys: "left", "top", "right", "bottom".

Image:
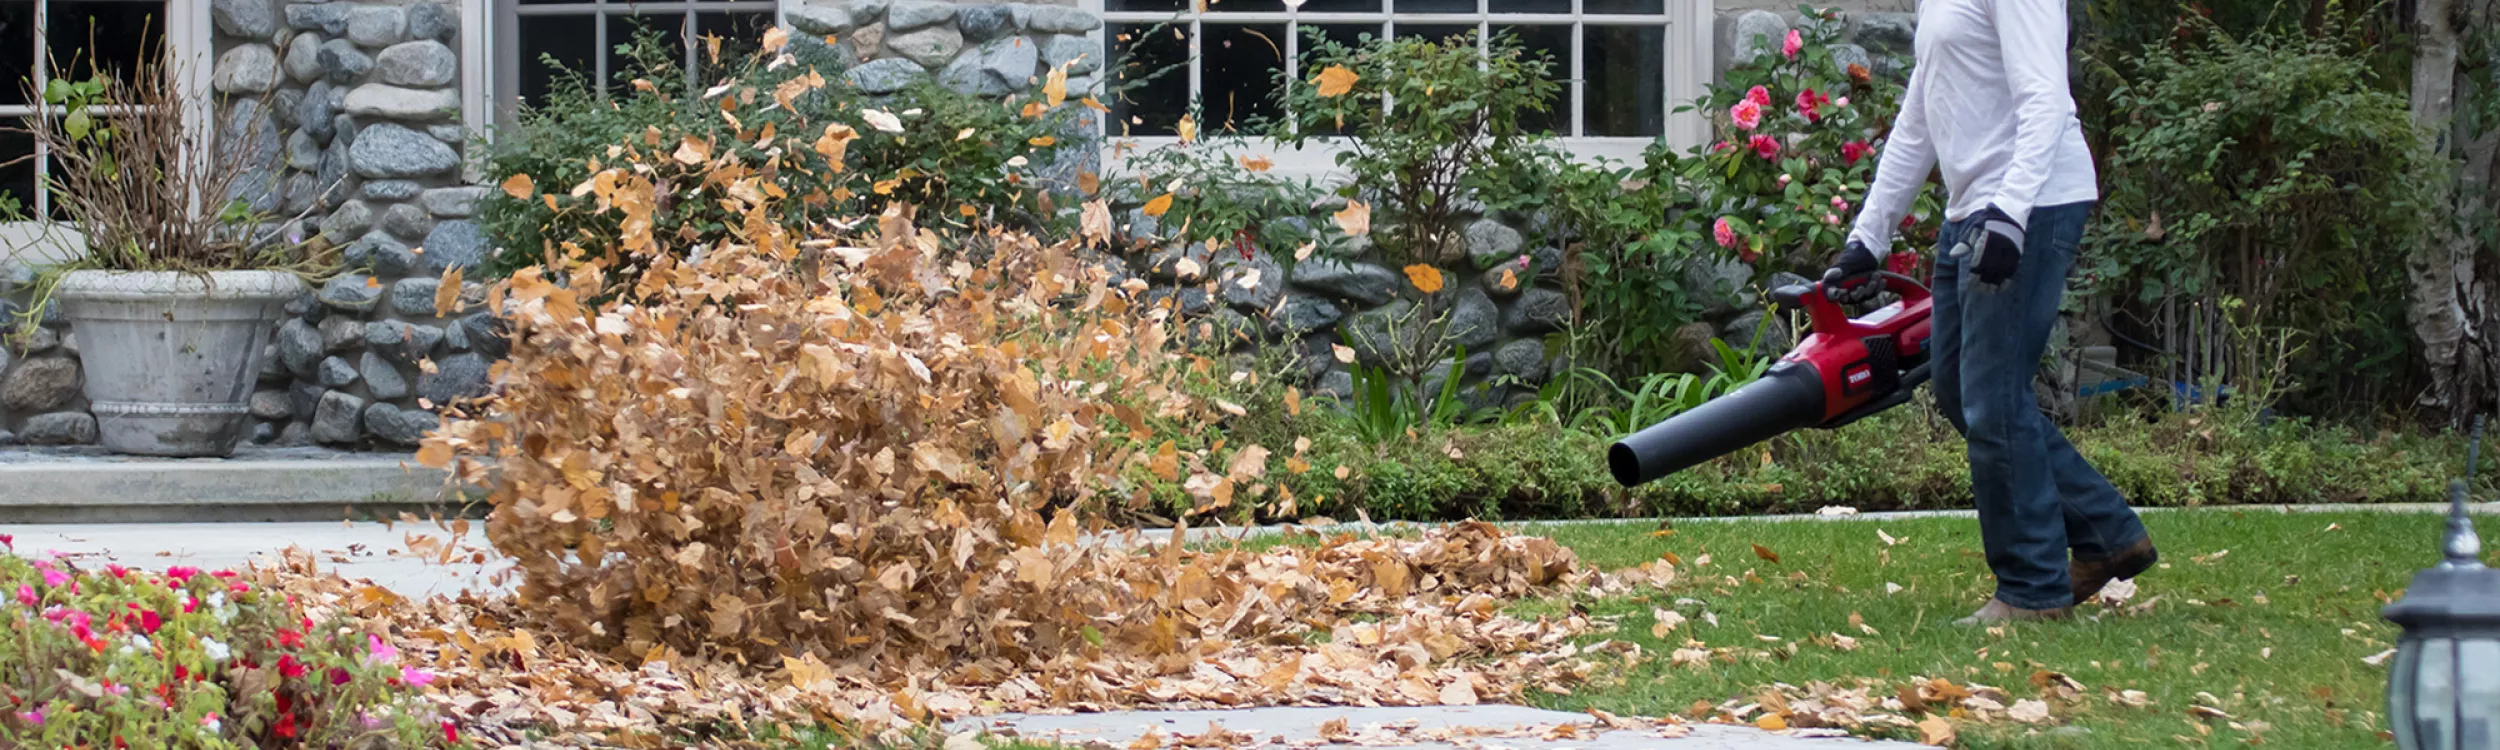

{"left": 0, "top": 0, "right": 173, "bottom": 220}
{"left": 491, "top": 0, "right": 777, "bottom": 123}
{"left": 1096, "top": 0, "right": 1710, "bottom": 165}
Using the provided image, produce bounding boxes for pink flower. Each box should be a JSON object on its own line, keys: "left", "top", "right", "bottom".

{"left": 1782, "top": 29, "right": 1803, "bottom": 59}
{"left": 1, "top": 534, "right": 14, "bottom": 549}
{"left": 41, "top": 569, "right": 69, "bottom": 588}
{"left": 1841, "top": 140, "right": 1872, "bottom": 166}
{"left": 1834, "top": 96, "right": 1850, "bottom": 108}
{"left": 1713, "top": 217, "right": 1740, "bottom": 249}
{"left": 402, "top": 666, "right": 436, "bottom": 687}
{"left": 14, "top": 585, "right": 34, "bottom": 607}
{"left": 1712, "top": 140, "right": 1733, "bottom": 153}
{"left": 1750, "top": 134, "right": 1781, "bottom": 159}
{"left": 1730, "top": 99, "right": 1763, "bottom": 131}
{"left": 1777, "top": 173, "right": 1792, "bottom": 188}
{"left": 139, "top": 610, "right": 162, "bottom": 635}
{"left": 1831, "top": 195, "right": 1849, "bottom": 209}
{"left": 1745, "top": 85, "right": 1771, "bottom": 107}
{"left": 15, "top": 708, "right": 41, "bottom": 725}
{"left": 201, "top": 712, "right": 222, "bottom": 733}
{"left": 1794, "top": 89, "right": 1827, "bottom": 122}
{"left": 1824, "top": 213, "right": 1842, "bottom": 225}
{"left": 367, "top": 634, "right": 399, "bottom": 665}
{"left": 165, "top": 566, "right": 200, "bottom": 584}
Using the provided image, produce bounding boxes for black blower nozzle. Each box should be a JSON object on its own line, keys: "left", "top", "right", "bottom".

{"left": 1607, "top": 364, "right": 1827, "bottom": 488}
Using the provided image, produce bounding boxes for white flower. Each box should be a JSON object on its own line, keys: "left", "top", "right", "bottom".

{"left": 860, "top": 109, "right": 905, "bottom": 134}
{"left": 199, "top": 636, "right": 231, "bottom": 661}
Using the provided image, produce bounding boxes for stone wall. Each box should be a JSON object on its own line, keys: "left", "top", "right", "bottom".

{"left": 0, "top": 269, "right": 91, "bottom": 447}
{"left": 215, "top": 0, "right": 495, "bottom": 448}
{"left": 1715, "top": 7, "right": 1916, "bottom": 81}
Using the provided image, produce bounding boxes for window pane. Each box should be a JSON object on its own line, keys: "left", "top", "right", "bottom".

{"left": 0, "top": 123, "right": 33, "bottom": 214}
{"left": 694, "top": 11, "right": 778, "bottom": 58}
{"left": 1490, "top": 24, "right": 1565, "bottom": 135}
{"left": 1394, "top": 23, "right": 1476, "bottom": 45}
{"left": 1107, "top": 0, "right": 1186, "bottom": 14}
{"left": 607, "top": 11, "right": 691, "bottom": 86}
{"left": 1299, "top": 0, "right": 1380, "bottom": 13}
{"left": 1108, "top": 23, "right": 1187, "bottom": 137}
{"left": 1584, "top": 0, "right": 1663, "bottom": 14}
{"left": 1299, "top": 24, "right": 1375, "bottom": 137}
{"left": 516, "top": 14, "right": 598, "bottom": 106}
{"left": 0, "top": 3, "right": 30, "bottom": 107}
{"left": 1584, "top": 24, "right": 1663, "bottom": 136}
{"left": 1201, "top": 23, "right": 1285, "bottom": 132}
{"left": 48, "top": 1, "right": 167, "bottom": 87}
{"left": 1392, "top": 0, "right": 1475, "bottom": 15}
{"left": 1488, "top": 0, "right": 1569, "bottom": 14}
{"left": 1206, "top": 0, "right": 1287, "bottom": 14}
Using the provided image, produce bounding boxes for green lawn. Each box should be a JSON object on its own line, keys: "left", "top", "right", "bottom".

{"left": 1510, "top": 510, "right": 2454, "bottom": 748}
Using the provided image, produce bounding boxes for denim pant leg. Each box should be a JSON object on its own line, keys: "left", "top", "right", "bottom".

{"left": 1952, "top": 201, "right": 2103, "bottom": 609}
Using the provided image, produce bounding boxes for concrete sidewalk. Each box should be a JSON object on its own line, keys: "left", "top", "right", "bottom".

{"left": 955, "top": 705, "right": 1924, "bottom": 748}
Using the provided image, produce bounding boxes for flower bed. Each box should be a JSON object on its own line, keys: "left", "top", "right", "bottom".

{"left": 0, "top": 537, "right": 451, "bottom": 748}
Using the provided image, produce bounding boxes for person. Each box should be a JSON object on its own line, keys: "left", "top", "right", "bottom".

{"left": 1824, "top": 0, "right": 2155, "bottom": 624}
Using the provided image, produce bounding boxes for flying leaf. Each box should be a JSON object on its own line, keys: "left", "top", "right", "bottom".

{"left": 1150, "top": 441, "right": 1179, "bottom": 481}
{"left": 814, "top": 123, "right": 859, "bottom": 172}
{"left": 1081, "top": 200, "right": 1113, "bottom": 244}
{"left": 1227, "top": 445, "right": 1270, "bottom": 480}
{"left": 1176, "top": 114, "right": 1197, "bottom": 143}
{"left": 1284, "top": 387, "right": 1302, "bottom": 416}
{"left": 861, "top": 108, "right": 905, "bottom": 133}
{"left": 1142, "top": 193, "right": 1175, "bottom": 218}
{"left": 501, "top": 173, "right": 534, "bottom": 200}
{"left": 1239, "top": 155, "right": 1274, "bottom": 172}
{"left": 433, "top": 267, "right": 464, "bottom": 317}
{"left": 1334, "top": 200, "right": 1371, "bottom": 236}
{"left": 1755, "top": 714, "right": 1787, "bottom": 731}
{"left": 1079, "top": 170, "right": 1100, "bottom": 196}
{"left": 1403, "top": 264, "right": 1444, "bottom": 294}
{"left": 1313, "top": 65, "right": 1359, "bottom": 97}
{"left": 1044, "top": 66, "right": 1069, "bottom": 108}
{"left": 761, "top": 25, "right": 791, "bottom": 53}
{"left": 1331, "top": 344, "right": 1356, "bottom": 363}
{"left": 1752, "top": 543, "right": 1781, "bottom": 563}
{"left": 673, "top": 136, "right": 711, "bottom": 165}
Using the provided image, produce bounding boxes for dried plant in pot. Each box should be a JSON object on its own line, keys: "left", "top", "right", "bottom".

{"left": 5, "top": 53, "right": 334, "bottom": 456}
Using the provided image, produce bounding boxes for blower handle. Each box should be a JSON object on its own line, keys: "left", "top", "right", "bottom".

{"left": 1769, "top": 271, "right": 1931, "bottom": 344}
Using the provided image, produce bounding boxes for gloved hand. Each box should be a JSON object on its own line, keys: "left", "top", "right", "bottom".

{"left": 1821, "top": 240, "right": 1882, "bottom": 304}
{"left": 1956, "top": 204, "right": 2025, "bottom": 286}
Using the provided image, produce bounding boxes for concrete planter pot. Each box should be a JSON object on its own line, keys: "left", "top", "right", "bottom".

{"left": 54, "top": 270, "right": 305, "bottom": 457}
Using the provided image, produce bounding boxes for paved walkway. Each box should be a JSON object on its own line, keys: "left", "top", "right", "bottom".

{"left": 954, "top": 706, "right": 1923, "bottom": 748}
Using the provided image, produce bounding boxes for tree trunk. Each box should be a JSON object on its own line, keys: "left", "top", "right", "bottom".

{"left": 2406, "top": 0, "right": 2498, "bottom": 422}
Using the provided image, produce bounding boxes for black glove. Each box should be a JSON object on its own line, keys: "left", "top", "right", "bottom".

{"left": 1957, "top": 204, "right": 2025, "bottom": 286}
{"left": 1821, "top": 240, "right": 1882, "bottom": 304}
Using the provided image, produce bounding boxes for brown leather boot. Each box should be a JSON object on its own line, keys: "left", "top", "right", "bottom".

{"left": 2071, "top": 537, "right": 2159, "bottom": 604}
{"left": 1953, "top": 597, "right": 2071, "bottom": 626}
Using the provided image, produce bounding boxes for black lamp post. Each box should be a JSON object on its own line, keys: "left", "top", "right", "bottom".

{"left": 2383, "top": 417, "right": 2500, "bottom": 750}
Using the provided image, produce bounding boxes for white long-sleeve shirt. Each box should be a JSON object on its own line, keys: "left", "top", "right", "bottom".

{"left": 1847, "top": 0, "right": 2098, "bottom": 256}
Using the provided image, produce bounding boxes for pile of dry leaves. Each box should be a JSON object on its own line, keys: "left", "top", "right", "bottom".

{"left": 385, "top": 184, "right": 1638, "bottom": 743}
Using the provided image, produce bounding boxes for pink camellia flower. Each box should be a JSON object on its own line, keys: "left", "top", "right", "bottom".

{"left": 1750, "top": 134, "right": 1781, "bottom": 159}
{"left": 1745, "top": 85, "right": 1771, "bottom": 107}
{"left": 1730, "top": 99, "right": 1763, "bottom": 131}
{"left": 1841, "top": 140, "right": 1872, "bottom": 166}
{"left": 1777, "top": 173, "right": 1793, "bottom": 188}
{"left": 367, "top": 634, "right": 399, "bottom": 665}
{"left": 1794, "top": 89, "right": 1827, "bottom": 122}
{"left": 1713, "top": 217, "right": 1740, "bottom": 249}
{"left": 1783, "top": 29, "right": 1803, "bottom": 59}
{"left": 1712, "top": 140, "right": 1731, "bottom": 152}
{"left": 1835, "top": 96, "right": 1850, "bottom": 108}
{"left": 1824, "top": 213, "right": 1842, "bottom": 225}
{"left": 1831, "top": 195, "right": 1849, "bottom": 209}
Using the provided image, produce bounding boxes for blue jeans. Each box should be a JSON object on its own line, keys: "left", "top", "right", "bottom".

{"left": 1930, "top": 201, "right": 2149, "bottom": 610}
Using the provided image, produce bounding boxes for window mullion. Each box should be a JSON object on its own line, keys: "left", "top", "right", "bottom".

{"left": 31, "top": 0, "right": 47, "bottom": 217}
{"left": 1188, "top": 13, "right": 1202, "bottom": 124}
{"left": 594, "top": 9, "right": 610, "bottom": 97}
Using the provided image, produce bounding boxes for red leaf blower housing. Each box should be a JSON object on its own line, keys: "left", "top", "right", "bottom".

{"left": 1609, "top": 270, "right": 1935, "bottom": 488}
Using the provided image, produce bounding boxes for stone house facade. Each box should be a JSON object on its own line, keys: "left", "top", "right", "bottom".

{"left": 0, "top": 0, "right": 1914, "bottom": 448}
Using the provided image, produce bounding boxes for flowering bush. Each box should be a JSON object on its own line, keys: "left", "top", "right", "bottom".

{"left": 0, "top": 542, "right": 450, "bottom": 748}
{"left": 1685, "top": 6, "right": 1938, "bottom": 277}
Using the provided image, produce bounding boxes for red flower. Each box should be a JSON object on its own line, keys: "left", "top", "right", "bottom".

{"left": 1794, "top": 89, "right": 1829, "bottom": 122}
{"left": 329, "top": 667, "right": 353, "bottom": 686}
{"left": 1842, "top": 140, "right": 1872, "bottom": 166}
{"left": 443, "top": 720, "right": 460, "bottom": 743}
{"left": 164, "top": 567, "right": 200, "bottom": 584}
{"left": 277, "top": 630, "right": 304, "bottom": 649}
{"left": 278, "top": 655, "right": 308, "bottom": 679}
{"left": 1, "top": 534, "right": 14, "bottom": 549}
{"left": 137, "top": 610, "right": 161, "bottom": 635}
{"left": 1900, "top": 214, "right": 1919, "bottom": 231}
{"left": 1750, "top": 134, "right": 1781, "bottom": 159}
{"left": 275, "top": 713, "right": 297, "bottom": 739}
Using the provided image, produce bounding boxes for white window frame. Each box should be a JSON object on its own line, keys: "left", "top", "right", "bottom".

{"left": 0, "top": 0, "right": 212, "bottom": 267}
{"left": 482, "top": 0, "right": 780, "bottom": 130}
{"left": 1090, "top": 0, "right": 1710, "bottom": 182}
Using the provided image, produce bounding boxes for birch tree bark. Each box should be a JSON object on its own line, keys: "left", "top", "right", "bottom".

{"left": 2407, "top": 0, "right": 2498, "bottom": 422}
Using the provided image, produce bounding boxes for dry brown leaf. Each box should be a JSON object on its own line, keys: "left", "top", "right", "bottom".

{"left": 1313, "top": 64, "right": 1359, "bottom": 97}
{"left": 500, "top": 173, "right": 534, "bottom": 200}
{"left": 1918, "top": 715, "right": 1955, "bottom": 746}
{"left": 1143, "top": 193, "right": 1176, "bottom": 218}
{"left": 1404, "top": 264, "right": 1444, "bottom": 294}
{"left": 1753, "top": 543, "right": 1781, "bottom": 563}
{"left": 1334, "top": 200, "right": 1371, "bottom": 237}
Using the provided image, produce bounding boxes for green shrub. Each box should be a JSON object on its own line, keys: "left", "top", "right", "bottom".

{"left": 2080, "top": 18, "right": 2431, "bottom": 412}
{"left": 0, "top": 552, "right": 448, "bottom": 747}
{"left": 474, "top": 28, "right": 1086, "bottom": 280}
{"left": 1269, "top": 28, "right": 1562, "bottom": 265}
{"left": 1112, "top": 133, "right": 1331, "bottom": 267}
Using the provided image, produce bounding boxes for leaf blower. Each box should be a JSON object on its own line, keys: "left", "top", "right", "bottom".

{"left": 1609, "top": 271, "right": 1935, "bottom": 488}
